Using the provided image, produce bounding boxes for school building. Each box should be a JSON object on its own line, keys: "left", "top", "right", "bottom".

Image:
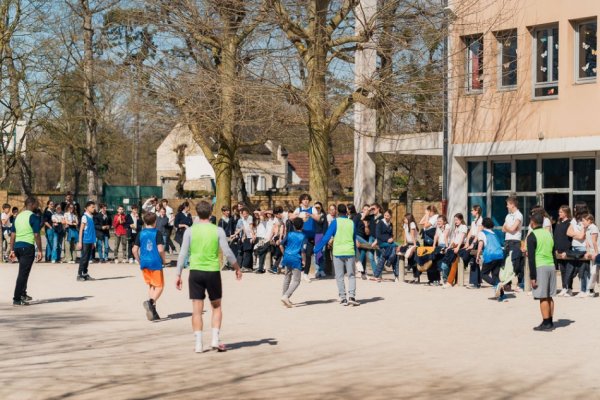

{"left": 444, "top": 0, "right": 599, "bottom": 227}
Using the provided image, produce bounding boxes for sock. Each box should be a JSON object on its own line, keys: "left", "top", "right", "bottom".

{"left": 211, "top": 328, "right": 220, "bottom": 347}
{"left": 543, "top": 318, "right": 551, "bottom": 326}
{"left": 194, "top": 331, "right": 203, "bottom": 346}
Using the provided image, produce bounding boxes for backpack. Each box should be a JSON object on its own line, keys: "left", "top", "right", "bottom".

{"left": 482, "top": 230, "right": 504, "bottom": 264}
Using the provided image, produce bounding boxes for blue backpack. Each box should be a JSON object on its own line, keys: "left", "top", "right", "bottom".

{"left": 482, "top": 230, "right": 504, "bottom": 264}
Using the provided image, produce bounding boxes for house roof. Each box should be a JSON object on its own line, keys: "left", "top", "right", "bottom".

{"left": 287, "top": 152, "right": 354, "bottom": 189}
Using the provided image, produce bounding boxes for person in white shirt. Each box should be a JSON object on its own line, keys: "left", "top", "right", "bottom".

{"left": 399, "top": 213, "right": 420, "bottom": 284}
{"left": 460, "top": 205, "right": 483, "bottom": 289}
{"left": 428, "top": 215, "right": 450, "bottom": 285}
{"left": 502, "top": 196, "right": 524, "bottom": 291}
{"left": 439, "top": 213, "right": 468, "bottom": 288}
{"left": 161, "top": 199, "right": 176, "bottom": 253}
{"left": 567, "top": 202, "right": 589, "bottom": 296}
{"left": 580, "top": 214, "right": 599, "bottom": 297}
{"left": 1, "top": 203, "right": 11, "bottom": 261}
{"left": 527, "top": 205, "right": 553, "bottom": 236}
{"left": 419, "top": 205, "right": 439, "bottom": 246}
{"left": 255, "top": 211, "right": 272, "bottom": 273}
{"left": 236, "top": 208, "right": 256, "bottom": 272}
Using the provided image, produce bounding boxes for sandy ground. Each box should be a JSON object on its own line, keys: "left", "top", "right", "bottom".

{"left": 0, "top": 261, "right": 599, "bottom": 400}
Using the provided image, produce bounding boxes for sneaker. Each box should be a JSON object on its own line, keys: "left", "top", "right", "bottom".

{"left": 13, "top": 299, "right": 29, "bottom": 306}
{"left": 211, "top": 343, "right": 227, "bottom": 352}
{"left": 348, "top": 297, "right": 360, "bottom": 306}
{"left": 195, "top": 340, "right": 203, "bottom": 353}
{"left": 21, "top": 294, "right": 33, "bottom": 301}
{"left": 51, "top": 260, "right": 56, "bottom": 264}
{"left": 533, "top": 323, "right": 554, "bottom": 332}
{"left": 241, "top": 267, "right": 253, "bottom": 273}
{"left": 129, "top": 258, "right": 134, "bottom": 264}
{"left": 557, "top": 288, "right": 568, "bottom": 297}
{"left": 268, "top": 269, "right": 278, "bottom": 275}
{"left": 302, "top": 273, "right": 310, "bottom": 282}
{"left": 255, "top": 269, "right": 266, "bottom": 274}
{"left": 89, "top": 259, "right": 94, "bottom": 264}
{"left": 361, "top": 273, "right": 367, "bottom": 281}
{"left": 576, "top": 292, "right": 587, "bottom": 298}
{"left": 587, "top": 291, "right": 596, "bottom": 298}
{"left": 395, "top": 277, "right": 401, "bottom": 283}
{"left": 143, "top": 300, "right": 154, "bottom": 321}
{"left": 281, "top": 296, "right": 293, "bottom": 308}
{"left": 68, "top": 260, "right": 75, "bottom": 264}
{"left": 564, "top": 289, "right": 574, "bottom": 297}
{"left": 442, "top": 282, "right": 452, "bottom": 289}
{"left": 83, "top": 274, "right": 95, "bottom": 281}
{"left": 494, "top": 283, "right": 503, "bottom": 298}
{"left": 76, "top": 275, "right": 86, "bottom": 281}
{"left": 114, "top": 259, "right": 119, "bottom": 264}
{"left": 340, "top": 298, "right": 348, "bottom": 306}
{"left": 498, "top": 294, "right": 508, "bottom": 302}
{"left": 152, "top": 309, "right": 161, "bottom": 321}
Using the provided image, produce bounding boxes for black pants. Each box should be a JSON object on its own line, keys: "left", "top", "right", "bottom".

{"left": 504, "top": 240, "right": 523, "bottom": 284}
{"left": 459, "top": 248, "right": 481, "bottom": 286}
{"left": 255, "top": 242, "right": 271, "bottom": 271}
{"left": 165, "top": 226, "right": 176, "bottom": 252}
{"left": 270, "top": 244, "right": 282, "bottom": 271}
{"left": 128, "top": 233, "right": 137, "bottom": 259}
{"left": 302, "top": 239, "right": 315, "bottom": 275}
{"left": 481, "top": 259, "right": 502, "bottom": 286}
{"left": 238, "top": 238, "right": 254, "bottom": 269}
{"left": 557, "top": 259, "right": 575, "bottom": 290}
{"left": 13, "top": 246, "right": 35, "bottom": 302}
{"left": 79, "top": 243, "right": 94, "bottom": 277}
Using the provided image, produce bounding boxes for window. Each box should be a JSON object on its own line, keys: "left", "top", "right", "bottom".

{"left": 491, "top": 195, "right": 507, "bottom": 227}
{"left": 497, "top": 30, "right": 518, "bottom": 87}
{"left": 574, "top": 159, "right": 596, "bottom": 191}
{"left": 575, "top": 20, "right": 597, "bottom": 81}
{"left": 468, "top": 161, "right": 487, "bottom": 193}
{"left": 492, "top": 162, "right": 511, "bottom": 191}
{"left": 574, "top": 194, "right": 596, "bottom": 216}
{"left": 542, "top": 158, "right": 569, "bottom": 188}
{"left": 533, "top": 25, "right": 559, "bottom": 97}
{"left": 468, "top": 196, "right": 487, "bottom": 224}
{"left": 516, "top": 159, "right": 536, "bottom": 192}
{"left": 465, "top": 35, "right": 484, "bottom": 92}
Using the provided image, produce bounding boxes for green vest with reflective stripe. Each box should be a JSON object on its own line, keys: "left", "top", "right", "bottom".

{"left": 333, "top": 217, "right": 354, "bottom": 256}
{"left": 532, "top": 228, "right": 554, "bottom": 267}
{"left": 15, "top": 210, "right": 34, "bottom": 245}
{"left": 189, "top": 223, "right": 220, "bottom": 272}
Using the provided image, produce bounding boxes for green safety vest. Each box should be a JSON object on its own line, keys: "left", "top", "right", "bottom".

{"left": 532, "top": 228, "right": 554, "bottom": 268}
{"left": 189, "top": 223, "right": 220, "bottom": 272}
{"left": 333, "top": 217, "right": 355, "bottom": 257}
{"left": 15, "top": 210, "right": 34, "bottom": 245}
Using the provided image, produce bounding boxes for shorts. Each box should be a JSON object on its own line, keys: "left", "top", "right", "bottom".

{"left": 142, "top": 269, "right": 164, "bottom": 288}
{"left": 532, "top": 266, "right": 557, "bottom": 299}
{"left": 189, "top": 270, "right": 222, "bottom": 301}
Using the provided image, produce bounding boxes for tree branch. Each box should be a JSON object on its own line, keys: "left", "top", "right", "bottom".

{"left": 327, "top": 0, "right": 358, "bottom": 36}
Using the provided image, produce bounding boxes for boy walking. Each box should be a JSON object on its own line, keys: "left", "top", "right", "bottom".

{"left": 133, "top": 212, "right": 167, "bottom": 321}
{"left": 77, "top": 201, "right": 97, "bottom": 281}
{"left": 10, "top": 197, "right": 43, "bottom": 306}
{"left": 280, "top": 217, "right": 307, "bottom": 307}
{"left": 529, "top": 212, "right": 557, "bottom": 331}
{"left": 314, "top": 204, "right": 359, "bottom": 306}
{"left": 175, "top": 201, "right": 242, "bottom": 353}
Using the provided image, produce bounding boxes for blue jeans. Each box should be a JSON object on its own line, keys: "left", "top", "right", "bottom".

{"left": 45, "top": 229, "right": 55, "bottom": 261}
{"left": 52, "top": 231, "right": 64, "bottom": 262}
{"left": 96, "top": 236, "right": 109, "bottom": 261}
{"left": 356, "top": 236, "right": 376, "bottom": 274}
{"left": 374, "top": 244, "right": 398, "bottom": 278}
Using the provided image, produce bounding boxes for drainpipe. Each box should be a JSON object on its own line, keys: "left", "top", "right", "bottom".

{"left": 441, "top": 0, "right": 450, "bottom": 216}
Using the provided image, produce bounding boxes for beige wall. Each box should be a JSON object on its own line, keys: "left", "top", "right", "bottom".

{"left": 451, "top": 0, "right": 600, "bottom": 145}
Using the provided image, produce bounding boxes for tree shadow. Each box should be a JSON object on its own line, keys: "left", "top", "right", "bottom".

{"left": 553, "top": 319, "right": 575, "bottom": 329}
{"left": 226, "top": 338, "right": 278, "bottom": 351}
{"left": 93, "top": 276, "right": 134, "bottom": 281}
{"left": 32, "top": 296, "right": 93, "bottom": 305}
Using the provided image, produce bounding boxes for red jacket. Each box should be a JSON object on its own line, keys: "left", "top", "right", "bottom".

{"left": 113, "top": 214, "right": 127, "bottom": 236}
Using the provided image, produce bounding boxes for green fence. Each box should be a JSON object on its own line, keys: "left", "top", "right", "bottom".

{"left": 50, "top": 185, "right": 162, "bottom": 213}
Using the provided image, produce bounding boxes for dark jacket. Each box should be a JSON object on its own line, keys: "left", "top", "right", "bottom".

{"left": 125, "top": 213, "right": 142, "bottom": 237}
{"left": 94, "top": 212, "right": 111, "bottom": 239}
{"left": 376, "top": 219, "right": 394, "bottom": 245}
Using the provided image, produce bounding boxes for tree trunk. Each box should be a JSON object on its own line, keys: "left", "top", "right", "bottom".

{"left": 213, "top": 148, "right": 233, "bottom": 218}
{"left": 306, "top": 0, "right": 330, "bottom": 202}
{"left": 131, "top": 69, "right": 141, "bottom": 186}
{"left": 81, "top": 0, "right": 98, "bottom": 200}
{"left": 60, "top": 147, "right": 67, "bottom": 192}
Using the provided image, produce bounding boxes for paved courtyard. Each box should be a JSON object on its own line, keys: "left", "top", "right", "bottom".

{"left": 1, "top": 262, "right": 599, "bottom": 400}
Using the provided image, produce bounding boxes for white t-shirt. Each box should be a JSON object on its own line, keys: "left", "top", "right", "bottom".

{"left": 477, "top": 229, "right": 493, "bottom": 246}
{"left": 256, "top": 220, "right": 268, "bottom": 239}
{"left": 426, "top": 214, "right": 439, "bottom": 228}
{"left": 1, "top": 212, "right": 11, "bottom": 228}
{"left": 469, "top": 216, "right": 482, "bottom": 237}
{"left": 452, "top": 224, "right": 468, "bottom": 245}
{"left": 327, "top": 214, "right": 335, "bottom": 224}
{"left": 403, "top": 222, "right": 417, "bottom": 244}
{"left": 571, "top": 219, "right": 586, "bottom": 248}
{"left": 585, "top": 223, "right": 599, "bottom": 252}
{"left": 504, "top": 210, "right": 523, "bottom": 241}
{"left": 436, "top": 223, "right": 450, "bottom": 246}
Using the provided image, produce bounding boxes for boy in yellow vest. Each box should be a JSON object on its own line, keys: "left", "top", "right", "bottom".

{"left": 10, "top": 197, "right": 43, "bottom": 306}
{"left": 314, "top": 204, "right": 359, "bottom": 306}
{"left": 175, "top": 201, "right": 242, "bottom": 353}
{"left": 528, "top": 211, "right": 556, "bottom": 332}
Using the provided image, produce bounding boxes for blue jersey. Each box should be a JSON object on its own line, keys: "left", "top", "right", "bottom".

{"left": 82, "top": 213, "right": 96, "bottom": 244}
{"left": 281, "top": 231, "right": 307, "bottom": 270}
{"left": 138, "top": 228, "right": 163, "bottom": 271}
{"left": 298, "top": 206, "right": 315, "bottom": 238}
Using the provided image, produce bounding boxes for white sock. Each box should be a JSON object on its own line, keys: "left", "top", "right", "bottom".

{"left": 194, "top": 331, "right": 203, "bottom": 349}
{"left": 211, "top": 328, "right": 220, "bottom": 347}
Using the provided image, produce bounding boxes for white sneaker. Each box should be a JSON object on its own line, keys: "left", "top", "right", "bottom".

{"left": 395, "top": 277, "right": 400, "bottom": 283}
{"left": 129, "top": 258, "right": 134, "bottom": 264}
{"left": 89, "top": 260, "right": 94, "bottom": 264}
{"left": 576, "top": 292, "right": 587, "bottom": 298}
{"left": 557, "top": 288, "right": 567, "bottom": 297}
{"left": 587, "top": 292, "right": 596, "bottom": 298}
{"left": 114, "top": 259, "right": 119, "bottom": 264}
{"left": 302, "top": 273, "right": 310, "bottom": 282}
{"left": 69, "top": 260, "right": 75, "bottom": 264}
{"left": 195, "top": 340, "right": 203, "bottom": 353}
{"left": 51, "top": 260, "right": 56, "bottom": 264}
{"left": 281, "top": 296, "right": 293, "bottom": 308}
{"left": 442, "top": 282, "right": 452, "bottom": 289}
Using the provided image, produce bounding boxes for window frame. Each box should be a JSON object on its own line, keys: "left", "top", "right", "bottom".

{"left": 464, "top": 34, "right": 484, "bottom": 93}
{"left": 574, "top": 18, "right": 597, "bottom": 84}
{"left": 532, "top": 24, "right": 559, "bottom": 99}
{"left": 496, "top": 29, "right": 518, "bottom": 90}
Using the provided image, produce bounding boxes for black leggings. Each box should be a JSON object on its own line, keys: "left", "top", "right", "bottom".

{"left": 481, "top": 259, "right": 502, "bottom": 286}
{"left": 557, "top": 259, "right": 575, "bottom": 290}
{"left": 302, "top": 239, "right": 315, "bottom": 275}
{"left": 13, "top": 246, "right": 35, "bottom": 301}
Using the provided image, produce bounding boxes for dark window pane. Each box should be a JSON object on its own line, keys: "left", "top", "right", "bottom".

{"left": 574, "top": 159, "right": 596, "bottom": 191}
{"left": 574, "top": 195, "right": 595, "bottom": 217}
{"left": 468, "top": 161, "right": 487, "bottom": 193}
{"left": 552, "top": 27, "right": 559, "bottom": 81}
{"left": 516, "top": 159, "right": 536, "bottom": 192}
{"left": 534, "top": 85, "right": 558, "bottom": 97}
{"left": 491, "top": 195, "right": 507, "bottom": 227}
{"left": 519, "top": 195, "right": 539, "bottom": 235}
{"left": 492, "top": 162, "right": 511, "bottom": 191}
{"left": 468, "top": 196, "right": 487, "bottom": 224}
{"left": 578, "top": 21, "right": 597, "bottom": 79}
{"left": 542, "top": 158, "right": 569, "bottom": 188}
{"left": 465, "top": 35, "right": 484, "bottom": 91}
{"left": 499, "top": 30, "right": 518, "bottom": 87}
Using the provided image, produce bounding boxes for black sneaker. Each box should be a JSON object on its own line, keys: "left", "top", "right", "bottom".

{"left": 143, "top": 300, "right": 154, "bottom": 321}
{"left": 255, "top": 269, "right": 266, "bottom": 274}
{"left": 77, "top": 275, "right": 86, "bottom": 281}
{"left": 13, "top": 299, "right": 29, "bottom": 306}
{"left": 348, "top": 298, "right": 360, "bottom": 306}
{"left": 21, "top": 294, "right": 33, "bottom": 301}
{"left": 340, "top": 298, "right": 348, "bottom": 306}
{"left": 533, "top": 323, "right": 554, "bottom": 332}
{"left": 268, "top": 269, "right": 278, "bottom": 275}
{"left": 83, "top": 275, "right": 96, "bottom": 281}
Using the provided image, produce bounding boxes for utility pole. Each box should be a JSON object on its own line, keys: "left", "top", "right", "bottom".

{"left": 353, "top": 0, "right": 377, "bottom": 207}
